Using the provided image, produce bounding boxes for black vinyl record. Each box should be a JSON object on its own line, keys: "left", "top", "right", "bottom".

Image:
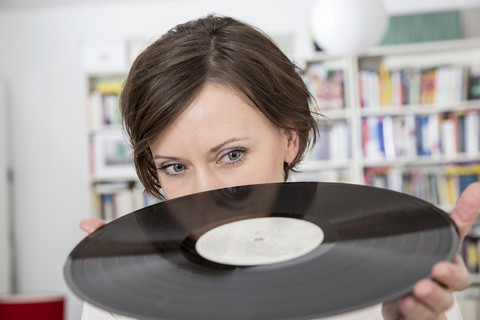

{"left": 64, "top": 182, "right": 459, "bottom": 320}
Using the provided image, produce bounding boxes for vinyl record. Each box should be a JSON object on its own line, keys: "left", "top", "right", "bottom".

{"left": 64, "top": 182, "right": 459, "bottom": 320}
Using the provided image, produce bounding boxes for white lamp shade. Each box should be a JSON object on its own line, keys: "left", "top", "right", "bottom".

{"left": 311, "top": 0, "right": 389, "bottom": 56}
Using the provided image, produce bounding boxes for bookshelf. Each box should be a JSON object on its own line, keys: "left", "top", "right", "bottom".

{"left": 296, "top": 38, "right": 480, "bottom": 209}
{"left": 85, "top": 74, "right": 158, "bottom": 222}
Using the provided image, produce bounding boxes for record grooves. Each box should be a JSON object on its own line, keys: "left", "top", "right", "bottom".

{"left": 64, "top": 182, "right": 459, "bottom": 320}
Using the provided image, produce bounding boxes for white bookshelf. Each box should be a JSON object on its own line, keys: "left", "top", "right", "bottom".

{"left": 85, "top": 73, "right": 159, "bottom": 221}
{"left": 296, "top": 38, "right": 480, "bottom": 210}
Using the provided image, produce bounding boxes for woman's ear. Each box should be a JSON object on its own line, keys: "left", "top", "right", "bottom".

{"left": 283, "top": 129, "right": 300, "bottom": 164}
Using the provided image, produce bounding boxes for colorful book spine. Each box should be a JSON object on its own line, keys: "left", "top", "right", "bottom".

{"left": 362, "top": 110, "right": 480, "bottom": 160}
{"left": 304, "top": 64, "right": 345, "bottom": 110}
{"left": 359, "top": 64, "right": 472, "bottom": 107}
{"left": 463, "top": 226, "right": 480, "bottom": 275}
{"left": 309, "top": 122, "right": 350, "bottom": 161}
{"left": 364, "top": 164, "right": 480, "bottom": 207}
{"left": 87, "top": 78, "right": 124, "bottom": 128}
{"left": 94, "top": 182, "right": 160, "bottom": 221}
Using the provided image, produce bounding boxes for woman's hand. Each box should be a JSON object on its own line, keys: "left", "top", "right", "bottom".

{"left": 80, "top": 218, "right": 106, "bottom": 234}
{"left": 382, "top": 182, "right": 480, "bottom": 320}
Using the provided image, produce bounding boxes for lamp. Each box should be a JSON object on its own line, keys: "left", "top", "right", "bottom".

{"left": 310, "top": 0, "right": 389, "bottom": 56}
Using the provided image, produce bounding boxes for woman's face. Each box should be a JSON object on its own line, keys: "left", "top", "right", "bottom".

{"left": 149, "top": 83, "right": 299, "bottom": 200}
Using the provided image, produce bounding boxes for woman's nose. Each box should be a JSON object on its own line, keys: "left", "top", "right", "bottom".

{"left": 191, "top": 168, "right": 227, "bottom": 195}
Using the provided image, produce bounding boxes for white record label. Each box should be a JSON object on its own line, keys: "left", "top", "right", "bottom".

{"left": 195, "top": 217, "right": 324, "bottom": 266}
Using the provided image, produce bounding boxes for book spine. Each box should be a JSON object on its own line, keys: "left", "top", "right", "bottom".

{"left": 363, "top": 164, "right": 480, "bottom": 208}
{"left": 359, "top": 64, "right": 476, "bottom": 108}
{"left": 94, "top": 182, "right": 160, "bottom": 221}
{"left": 87, "top": 78, "right": 124, "bottom": 129}
{"left": 304, "top": 64, "right": 345, "bottom": 110}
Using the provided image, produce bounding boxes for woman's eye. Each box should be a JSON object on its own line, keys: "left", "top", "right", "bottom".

{"left": 220, "top": 148, "right": 246, "bottom": 164}
{"left": 160, "top": 163, "right": 186, "bottom": 175}
{"left": 172, "top": 164, "right": 185, "bottom": 172}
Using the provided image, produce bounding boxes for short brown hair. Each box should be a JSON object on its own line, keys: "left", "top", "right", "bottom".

{"left": 120, "top": 15, "right": 318, "bottom": 199}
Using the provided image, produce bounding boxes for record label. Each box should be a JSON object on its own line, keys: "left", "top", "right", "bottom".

{"left": 196, "top": 217, "right": 324, "bottom": 266}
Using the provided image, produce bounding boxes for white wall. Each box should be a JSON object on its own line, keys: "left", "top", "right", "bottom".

{"left": 0, "top": 1, "right": 479, "bottom": 320}
{"left": 0, "top": 1, "right": 316, "bottom": 319}
{"left": 1, "top": 0, "right": 480, "bottom": 13}
{"left": 0, "top": 79, "right": 11, "bottom": 295}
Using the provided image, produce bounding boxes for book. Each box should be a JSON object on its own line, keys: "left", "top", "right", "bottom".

{"left": 465, "top": 111, "right": 480, "bottom": 155}
{"left": 304, "top": 64, "right": 345, "bottom": 110}
{"left": 87, "top": 78, "right": 124, "bottom": 128}
{"left": 363, "top": 164, "right": 479, "bottom": 208}
{"left": 311, "top": 122, "right": 350, "bottom": 161}
{"left": 358, "top": 64, "right": 474, "bottom": 108}
{"left": 94, "top": 182, "right": 160, "bottom": 221}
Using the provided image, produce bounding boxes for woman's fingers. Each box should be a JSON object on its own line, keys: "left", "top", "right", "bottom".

{"left": 409, "top": 279, "right": 454, "bottom": 314}
{"left": 382, "top": 289, "right": 451, "bottom": 320}
{"left": 432, "top": 254, "right": 471, "bottom": 291}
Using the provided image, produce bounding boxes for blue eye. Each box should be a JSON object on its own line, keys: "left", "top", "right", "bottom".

{"left": 220, "top": 148, "right": 247, "bottom": 165}
{"left": 228, "top": 150, "right": 242, "bottom": 161}
{"left": 159, "top": 163, "right": 186, "bottom": 176}
{"left": 172, "top": 164, "right": 185, "bottom": 172}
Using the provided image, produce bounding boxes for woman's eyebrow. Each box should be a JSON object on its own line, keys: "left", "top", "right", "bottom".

{"left": 209, "top": 138, "right": 248, "bottom": 154}
{"left": 153, "top": 138, "right": 249, "bottom": 160}
{"left": 153, "top": 155, "right": 180, "bottom": 161}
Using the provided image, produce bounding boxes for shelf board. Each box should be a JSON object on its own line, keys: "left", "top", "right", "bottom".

{"left": 360, "top": 99, "right": 480, "bottom": 117}
{"left": 90, "top": 174, "right": 138, "bottom": 183}
{"left": 362, "top": 154, "right": 480, "bottom": 168}
{"left": 315, "top": 109, "right": 350, "bottom": 121}
{"left": 297, "top": 160, "right": 351, "bottom": 171}
{"left": 362, "top": 37, "right": 480, "bottom": 58}
{"left": 298, "top": 38, "right": 480, "bottom": 65}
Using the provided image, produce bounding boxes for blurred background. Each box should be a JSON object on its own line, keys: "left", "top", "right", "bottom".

{"left": 1, "top": 0, "right": 480, "bottom": 319}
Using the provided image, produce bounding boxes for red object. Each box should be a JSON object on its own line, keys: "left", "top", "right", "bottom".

{"left": 0, "top": 293, "right": 64, "bottom": 320}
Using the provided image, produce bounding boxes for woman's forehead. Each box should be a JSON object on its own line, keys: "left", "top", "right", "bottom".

{"left": 149, "top": 83, "right": 276, "bottom": 152}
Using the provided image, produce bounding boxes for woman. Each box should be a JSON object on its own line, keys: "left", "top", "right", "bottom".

{"left": 81, "top": 15, "right": 480, "bottom": 320}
